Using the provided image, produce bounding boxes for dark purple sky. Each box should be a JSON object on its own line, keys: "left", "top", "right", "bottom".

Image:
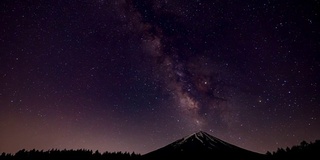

{"left": 0, "top": 0, "right": 319, "bottom": 154}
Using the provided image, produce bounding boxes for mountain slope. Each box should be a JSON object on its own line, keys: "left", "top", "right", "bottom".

{"left": 143, "top": 131, "right": 266, "bottom": 159}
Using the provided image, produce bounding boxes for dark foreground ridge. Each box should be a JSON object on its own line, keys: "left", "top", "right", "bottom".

{"left": 143, "top": 131, "right": 265, "bottom": 160}
{"left": 1, "top": 131, "right": 320, "bottom": 160}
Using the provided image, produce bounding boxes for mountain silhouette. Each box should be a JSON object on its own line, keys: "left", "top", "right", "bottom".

{"left": 143, "top": 131, "right": 266, "bottom": 159}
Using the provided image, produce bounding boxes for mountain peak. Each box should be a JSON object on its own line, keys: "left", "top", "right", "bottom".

{"left": 180, "top": 131, "right": 212, "bottom": 145}
{"left": 192, "top": 131, "right": 210, "bottom": 138}
{"left": 176, "top": 130, "right": 235, "bottom": 150}
{"left": 144, "top": 131, "right": 265, "bottom": 159}
{"left": 194, "top": 130, "right": 207, "bottom": 136}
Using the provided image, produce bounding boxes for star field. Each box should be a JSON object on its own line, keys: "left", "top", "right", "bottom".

{"left": 0, "top": 0, "right": 320, "bottom": 155}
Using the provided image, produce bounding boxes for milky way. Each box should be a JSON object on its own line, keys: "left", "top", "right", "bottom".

{"left": 0, "top": 0, "right": 320, "bottom": 155}
{"left": 125, "top": 0, "right": 238, "bottom": 128}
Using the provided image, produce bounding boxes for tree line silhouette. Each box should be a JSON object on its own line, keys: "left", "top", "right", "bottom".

{"left": 266, "top": 139, "right": 320, "bottom": 159}
{"left": 0, "top": 149, "right": 140, "bottom": 160}
{"left": 1, "top": 139, "right": 319, "bottom": 160}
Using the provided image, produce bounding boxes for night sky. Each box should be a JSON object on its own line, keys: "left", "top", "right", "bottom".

{"left": 1, "top": 0, "right": 320, "bottom": 155}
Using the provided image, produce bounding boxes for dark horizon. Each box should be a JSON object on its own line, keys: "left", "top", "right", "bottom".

{"left": 1, "top": 0, "right": 319, "bottom": 155}
{"left": 1, "top": 131, "right": 319, "bottom": 156}
{"left": 1, "top": 130, "right": 319, "bottom": 155}
{"left": 1, "top": 131, "right": 319, "bottom": 160}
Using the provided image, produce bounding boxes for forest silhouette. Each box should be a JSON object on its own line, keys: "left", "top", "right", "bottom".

{"left": 0, "top": 149, "right": 141, "bottom": 160}
{"left": 1, "top": 139, "right": 319, "bottom": 160}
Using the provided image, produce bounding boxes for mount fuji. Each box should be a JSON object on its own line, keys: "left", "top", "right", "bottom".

{"left": 143, "top": 131, "right": 266, "bottom": 159}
